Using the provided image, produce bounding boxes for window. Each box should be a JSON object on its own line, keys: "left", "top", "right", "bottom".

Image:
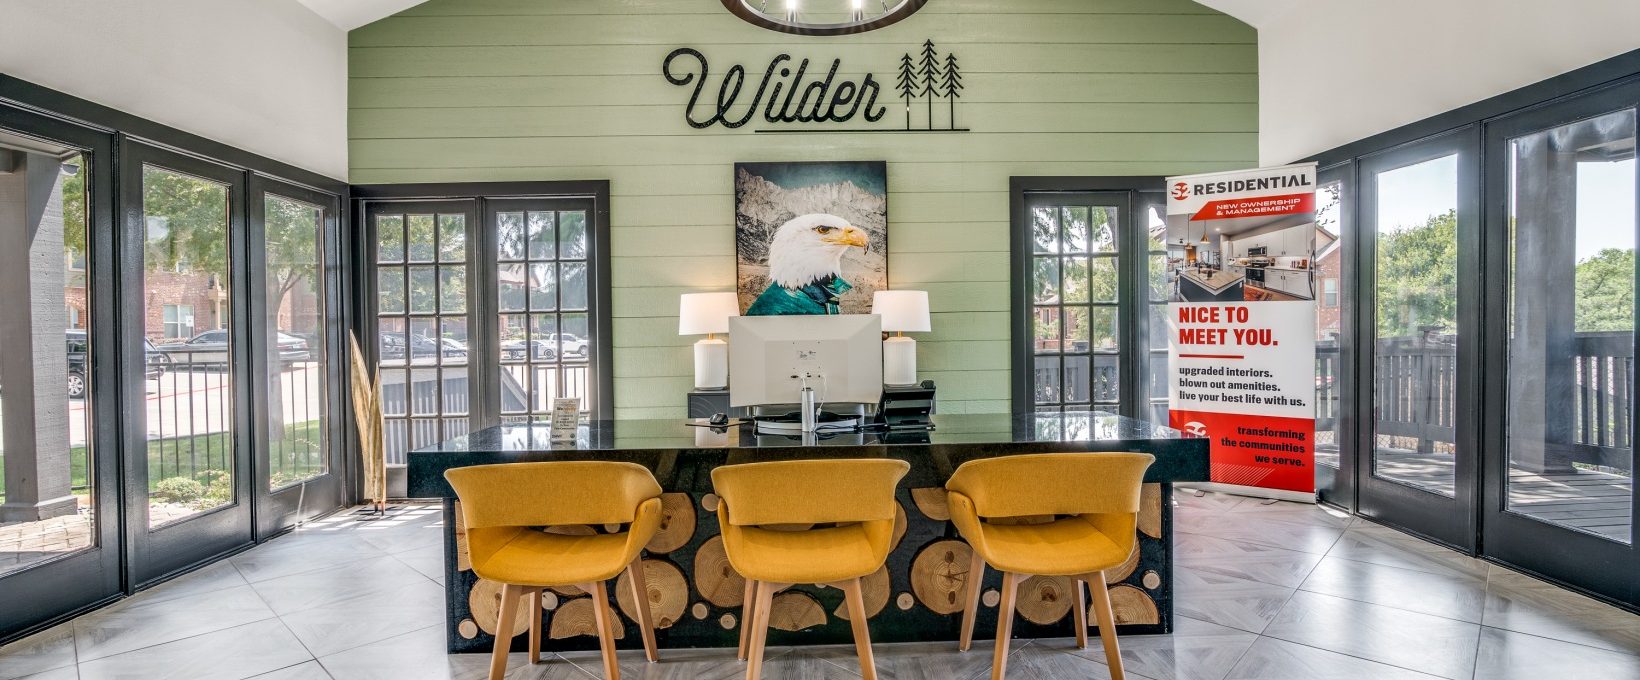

{"left": 495, "top": 203, "right": 592, "bottom": 421}
{"left": 162, "top": 304, "right": 193, "bottom": 340}
{"left": 263, "top": 193, "right": 329, "bottom": 489}
{"left": 1013, "top": 183, "right": 1157, "bottom": 417}
{"left": 1323, "top": 278, "right": 1339, "bottom": 307}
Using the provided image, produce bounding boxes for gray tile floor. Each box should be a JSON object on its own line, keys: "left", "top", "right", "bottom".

{"left": 2, "top": 490, "right": 1637, "bottom": 680}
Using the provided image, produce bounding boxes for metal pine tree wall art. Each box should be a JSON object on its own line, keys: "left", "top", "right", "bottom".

{"left": 896, "top": 40, "right": 966, "bottom": 131}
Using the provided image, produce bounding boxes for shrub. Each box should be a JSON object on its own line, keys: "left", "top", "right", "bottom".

{"left": 153, "top": 477, "right": 206, "bottom": 503}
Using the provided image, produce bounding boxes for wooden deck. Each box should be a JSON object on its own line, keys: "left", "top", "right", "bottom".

{"left": 1366, "top": 450, "right": 1633, "bottom": 543}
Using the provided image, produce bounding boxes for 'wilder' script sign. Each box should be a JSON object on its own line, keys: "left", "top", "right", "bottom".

{"left": 662, "top": 41, "right": 969, "bottom": 134}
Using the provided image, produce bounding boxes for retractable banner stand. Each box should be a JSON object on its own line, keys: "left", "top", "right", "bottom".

{"left": 1165, "top": 163, "right": 1318, "bottom": 501}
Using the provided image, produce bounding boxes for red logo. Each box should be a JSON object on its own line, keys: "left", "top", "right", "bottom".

{"left": 1171, "top": 182, "right": 1190, "bottom": 200}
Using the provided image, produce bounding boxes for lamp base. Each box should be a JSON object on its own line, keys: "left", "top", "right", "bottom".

{"left": 883, "top": 335, "right": 918, "bottom": 386}
{"left": 694, "top": 337, "right": 728, "bottom": 389}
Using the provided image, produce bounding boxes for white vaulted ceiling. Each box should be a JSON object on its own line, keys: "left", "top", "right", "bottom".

{"left": 296, "top": 0, "right": 434, "bottom": 30}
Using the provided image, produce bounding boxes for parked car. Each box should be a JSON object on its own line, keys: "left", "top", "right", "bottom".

{"left": 501, "top": 339, "right": 556, "bottom": 362}
{"left": 380, "top": 333, "right": 463, "bottom": 363}
{"left": 66, "top": 331, "right": 167, "bottom": 399}
{"left": 155, "top": 330, "right": 308, "bottom": 367}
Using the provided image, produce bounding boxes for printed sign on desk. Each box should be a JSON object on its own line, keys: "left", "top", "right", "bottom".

{"left": 1165, "top": 164, "right": 1318, "bottom": 497}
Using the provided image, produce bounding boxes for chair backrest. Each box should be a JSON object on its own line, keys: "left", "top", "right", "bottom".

{"left": 712, "top": 459, "right": 909, "bottom": 526}
{"left": 445, "top": 461, "right": 661, "bottom": 529}
{"left": 946, "top": 452, "right": 1154, "bottom": 518}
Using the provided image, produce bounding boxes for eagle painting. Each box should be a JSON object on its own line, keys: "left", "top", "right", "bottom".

{"left": 746, "top": 214, "right": 870, "bottom": 315}
{"left": 734, "top": 161, "right": 888, "bottom": 316}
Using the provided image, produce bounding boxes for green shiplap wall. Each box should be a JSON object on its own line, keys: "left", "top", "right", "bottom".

{"left": 348, "top": 0, "right": 1257, "bottom": 419}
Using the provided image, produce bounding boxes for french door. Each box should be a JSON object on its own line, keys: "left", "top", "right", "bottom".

{"left": 1355, "top": 128, "right": 1482, "bottom": 550}
{"left": 0, "top": 105, "right": 122, "bottom": 634}
{"left": 1481, "top": 83, "right": 1639, "bottom": 604}
{"left": 1011, "top": 184, "right": 1167, "bottom": 419}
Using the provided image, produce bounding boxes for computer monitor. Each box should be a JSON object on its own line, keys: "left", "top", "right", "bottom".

{"left": 728, "top": 314, "right": 883, "bottom": 410}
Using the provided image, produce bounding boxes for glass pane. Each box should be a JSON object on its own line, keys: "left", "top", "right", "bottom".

{"left": 440, "top": 317, "right": 469, "bottom": 366}
{"left": 1316, "top": 179, "right": 1346, "bottom": 472}
{"left": 1147, "top": 205, "right": 1166, "bottom": 251}
{"left": 1064, "top": 355, "right": 1091, "bottom": 403}
{"left": 441, "top": 365, "right": 470, "bottom": 416}
{"left": 530, "top": 314, "right": 559, "bottom": 362}
{"left": 1091, "top": 354, "right": 1120, "bottom": 404}
{"left": 380, "top": 369, "right": 407, "bottom": 417}
{"left": 498, "top": 264, "right": 527, "bottom": 313}
{"left": 1064, "top": 307, "right": 1090, "bottom": 352}
{"left": 1506, "top": 108, "right": 1635, "bottom": 543}
{"left": 1032, "top": 257, "right": 1059, "bottom": 304}
{"left": 1089, "top": 207, "right": 1118, "bottom": 253}
{"left": 1032, "top": 206, "right": 1058, "bottom": 253}
{"left": 409, "top": 318, "right": 438, "bottom": 366}
{"left": 1061, "top": 257, "right": 1089, "bottom": 303}
{"left": 1034, "top": 355, "right": 1062, "bottom": 404}
{"left": 376, "top": 215, "right": 403, "bottom": 263}
{"left": 559, "top": 211, "right": 588, "bottom": 259}
{"left": 438, "top": 214, "right": 465, "bottom": 262}
{"left": 1062, "top": 206, "right": 1090, "bottom": 253}
{"left": 0, "top": 151, "right": 97, "bottom": 573}
{"left": 529, "top": 263, "right": 557, "bottom": 311}
{"left": 263, "top": 194, "right": 327, "bottom": 489}
{"left": 560, "top": 262, "right": 588, "bottom": 310}
{"left": 1089, "top": 257, "right": 1118, "bottom": 303}
{"left": 1089, "top": 306, "right": 1119, "bottom": 351}
{"left": 1149, "top": 254, "right": 1168, "bottom": 302}
{"left": 1372, "top": 153, "right": 1459, "bottom": 495}
{"left": 528, "top": 211, "right": 556, "bottom": 260}
{"left": 142, "top": 165, "right": 235, "bottom": 526}
{"left": 496, "top": 211, "right": 525, "bottom": 260}
{"left": 1034, "top": 306, "right": 1062, "bottom": 353}
{"left": 409, "top": 368, "right": 439, "bottom": 416}
{"left": 562, "top": 312, "right": 590, "bottom": 363}
{"left": 498, "top": 314, "right": 527, "bottom": 363}
{"left": 377, "top": 268, "right": 405, "bottom": 315}
{"left": 378, "top": 317, "right": 406, "bottom": 367}
{"left": 1148, "top": 305, "right": 1169, "bottom": 351}
{"left": 440, "top": 266, "right": 466, "bottom": 314}
{"left": 407, "top": 266, "right": 436, "bottom": 314}
{"left": 406, "top": 214, "right": 436, "bottom": 262}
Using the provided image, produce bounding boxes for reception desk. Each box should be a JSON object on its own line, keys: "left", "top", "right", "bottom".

{"left": 407, "top": 412, "right": 1208, "bottom": 654}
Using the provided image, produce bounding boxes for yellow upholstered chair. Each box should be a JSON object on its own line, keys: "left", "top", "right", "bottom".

{"left": 445, "top": 461, "right": 665, "bottom": 680}
{"left": 946, "top": 452, "right": 1155, "bottom": 680}
{"left": 712, "top": 459, "right": 910, "bottom": 680}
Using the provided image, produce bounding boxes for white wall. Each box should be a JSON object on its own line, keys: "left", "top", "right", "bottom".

{"left": 1202, "top": 0, "right": 1640, "bottom": 164}
{"left": 0, "top": 0, "right": 349, "bottom": 180}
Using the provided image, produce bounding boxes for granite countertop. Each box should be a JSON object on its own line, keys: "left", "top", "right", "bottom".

{"left": 1179, "top": 268, "right": 1244, "bottom": 294}
{"left": 406, "top": 411, "right": 1210, "bottom": 497}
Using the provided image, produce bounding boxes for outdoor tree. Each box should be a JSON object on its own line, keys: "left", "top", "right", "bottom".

{"left": 1575, "top": 247, "right": 1635, "bottom": 332}
{"left": 918, "top": 40, "right": 942, "bottom": 130}
{"left": 895, "top": 53, "right": 917, "bottom": 130}
{"left": 941, "top": 52, "right": 964, "bottom": 130}
{"left": 1374, "top": 209, "right": 1458, "bottom": 338}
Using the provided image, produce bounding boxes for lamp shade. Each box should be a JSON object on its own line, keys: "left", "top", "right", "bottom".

{"left": 871, "top": 290, "right": 931, "bottom": 333}
{"left": 678, "top": 292, "right": 740, "bottom": 335}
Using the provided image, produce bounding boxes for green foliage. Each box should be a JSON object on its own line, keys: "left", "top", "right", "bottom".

{"left": 1574, "top": 248, "right": 1635, "bottom": 332}
{"left": 1375, "top": 210, "right": 1458, "bottom": 338}
{"left": 153, "top": 477, "right": 206, "bottom": 503}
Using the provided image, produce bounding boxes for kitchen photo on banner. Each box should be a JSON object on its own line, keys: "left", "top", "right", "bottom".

{"left": 1165, "top": 163, "right": 1319, "bottom": 499}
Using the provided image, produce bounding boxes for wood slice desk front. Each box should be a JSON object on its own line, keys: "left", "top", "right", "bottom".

{"left": 407, "top": 412, "right": 1209, "bottom": 653}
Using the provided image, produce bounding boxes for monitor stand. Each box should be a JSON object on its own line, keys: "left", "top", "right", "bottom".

{"left": 753, "top": 411, "right": 861, "bottom": 435}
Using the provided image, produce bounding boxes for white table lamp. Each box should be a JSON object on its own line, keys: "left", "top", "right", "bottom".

{"left": 679, "top": 292, "right": 740, "bottom": 390}
{"left": 871, "top": 290, "right": 931, "bottom": 386}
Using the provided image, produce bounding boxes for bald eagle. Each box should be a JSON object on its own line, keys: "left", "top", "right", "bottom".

{"left": 746, "top": 213, "right": 869, "bottom": 316}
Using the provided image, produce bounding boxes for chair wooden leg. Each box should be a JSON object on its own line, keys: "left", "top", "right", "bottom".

{"left": 588, "top": 581, "right": 622, "bottom": 680}
{"left": 991, "top": 572, "right": 1019, "bottom": 680}
{"left": 626, "top": 558, "right": 660, "bottom": 663}
{"left": 1087, "top": 571, "right": 1125, "bottom": 680}
{"left": 528, "top": 587, "right": 543, "bottom": 664}
{"left": 841, "top": 577, "right": 878, "bottom": 680}
{"left": 745, "top": 580, "right": 777, "bottom": 680}
{"left": 737, "top": 578, "right": 756, "bottom": 661}
{"left": 1073, "top": 577, "right": 1089, "bottom": 650}
{"left": 489, "top": 583, "right": 522, "bottom": 680}
{"left": 958, "top": 548, "right": 985, "bottom": 652}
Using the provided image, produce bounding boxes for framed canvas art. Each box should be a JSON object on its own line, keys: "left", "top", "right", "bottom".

{"left": 734, "top": 161, "right": 888, "bottom": 315}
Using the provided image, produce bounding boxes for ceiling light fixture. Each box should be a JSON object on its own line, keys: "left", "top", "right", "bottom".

{"left": 724, "top": 0, "right": 928, "bottom": 36}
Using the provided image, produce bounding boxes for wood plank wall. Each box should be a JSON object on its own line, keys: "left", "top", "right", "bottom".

{"left": 348, "top": 0, "right": 1258, "bottom": 419}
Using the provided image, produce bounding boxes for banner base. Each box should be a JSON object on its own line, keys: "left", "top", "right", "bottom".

{"left": 1178, "top": 481, "right": 1316, "bottom": 504}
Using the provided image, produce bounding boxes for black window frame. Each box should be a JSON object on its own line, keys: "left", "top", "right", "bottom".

{"left": 1009, "top": 177, "right": 1165, "bottom": 418}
